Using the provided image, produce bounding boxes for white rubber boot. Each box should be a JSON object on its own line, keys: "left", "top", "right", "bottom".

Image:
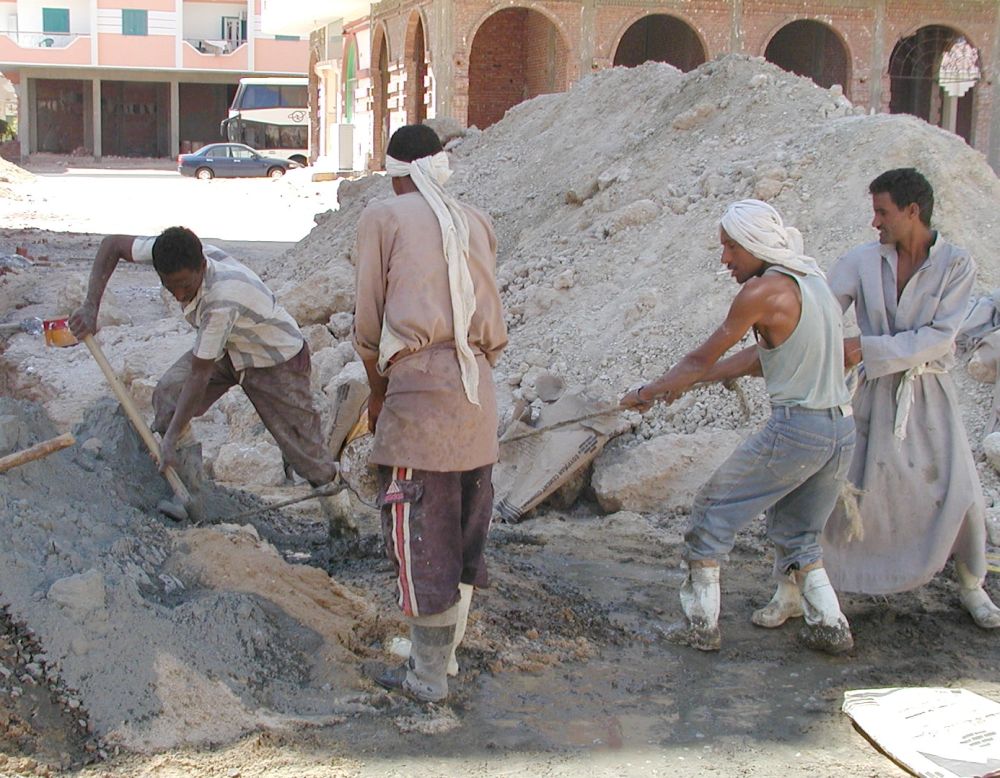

{"left": 794, "top": 566, "right": 853, "bottom": 654}
{"left": 957, "top": 561, "right": 1000, "bottom": 629}
{"left": 447, "top": 583, "right": 474, "bottom": 676}
{"left": 752, "top": 574, "right": 803, "bottom": 628}
{"left": 387, "top": 583, "right": 475, "bottom": 677}
{"left": 668, "top": 564, "right": 721, "bottom": 651}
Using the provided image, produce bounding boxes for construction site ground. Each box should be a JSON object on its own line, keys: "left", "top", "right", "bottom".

{"left": 2, "top": 65, "right": 1000, "bottom": 777}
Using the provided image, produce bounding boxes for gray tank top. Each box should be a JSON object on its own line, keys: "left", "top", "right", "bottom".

{"left": 757, "top": 267, "right": 851, "bottom": 409}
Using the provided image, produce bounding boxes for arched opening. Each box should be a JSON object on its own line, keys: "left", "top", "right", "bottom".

{"left": 764, "top": 19, "right": 849, "bottom": 92}
{"left": 404, "top": 13, "right": 428, "bottom": 124}
{"left": 612, "top": 14, "right": 706, "bottom": 71}
{"left": 371, "top": 27, "right": 390, "bottom": 167}
{"left": 889, "top": 25, "right": 978, "bottom": 144}
{"left": 468, "top": 8, "right": 568, "bottom": 130}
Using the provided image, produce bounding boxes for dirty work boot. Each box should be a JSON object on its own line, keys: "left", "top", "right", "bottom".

{"left": 386, "top": 584, "right": 474, "bottom": 677}
{"left": 956, "top": 561, "right": 1000, "bottom": 629}
{"left": 752, "top": 574, "right": 803, "bottom": 628}
{"left": 664, "top": 563, "right": 721, "bottom": 651}
{"left": 794, "top": 566, "right": 854, "bottom": 654}
{"left": 368, "top": 604, "right": 458, "bottom": 702}
{"left": 447, "top": 583, "right": 474, "bottom": 676}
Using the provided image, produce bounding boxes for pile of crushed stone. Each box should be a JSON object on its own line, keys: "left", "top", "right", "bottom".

{"left": 270, "top": 55, "right": 1000, "bottom": 446}
{"left": 0, "top": 398, "right": 384, "bottom": 753}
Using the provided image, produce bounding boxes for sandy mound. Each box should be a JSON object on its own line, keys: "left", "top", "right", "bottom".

{"left": 273, "top": 55, "right": 1000, "bottom": 446}
{"left": 0, "top": 398, "right": 380, "bottom": 753}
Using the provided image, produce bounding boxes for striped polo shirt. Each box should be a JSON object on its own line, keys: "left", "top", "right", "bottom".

{"left": 133, "top": 236, "right": 303, "bottom": 370}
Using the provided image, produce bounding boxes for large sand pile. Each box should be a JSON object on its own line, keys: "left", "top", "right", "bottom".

{"left": 0, "top": 398, "right": 380, "bottom": 753}
{"left": 272, "top": 55, "right": 1000, "bottom": 446}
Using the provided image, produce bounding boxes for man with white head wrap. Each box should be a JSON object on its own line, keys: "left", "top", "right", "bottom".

{"left": 353, "top": 124, "right": 508, "bottom": 702}
{"left": 755, "top": 169, "right": 1000, "bottom": 631}
{"left": 622, "top": 199, "right": 856, "bottom": 654}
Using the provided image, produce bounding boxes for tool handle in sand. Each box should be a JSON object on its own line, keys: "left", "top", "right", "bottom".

{"left": 0, "top": 432, "right": 76, "bottom": 473}
{"left": 222, "top": 482, "right": 347, "bottom": 523}
{"left": 499, "top": 407, "right": 622, "bottom": 443}
{"left": 82, "top": 335, "right": 192, "bottom": 507}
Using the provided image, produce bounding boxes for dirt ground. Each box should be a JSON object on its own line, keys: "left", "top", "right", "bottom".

{"left": 0, "top": 164, "right": 998, "bottom": 778}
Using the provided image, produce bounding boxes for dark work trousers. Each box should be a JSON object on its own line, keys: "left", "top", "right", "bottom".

{"left": 152, "top": 344, "right": 337, "bottom": 487}
{"left": 377, "top": 464, "right": 494, "bottom": 617}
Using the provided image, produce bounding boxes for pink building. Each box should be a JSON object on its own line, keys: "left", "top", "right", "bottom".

{"left": 0, "top": 0, "right": 308, "bottom": 157}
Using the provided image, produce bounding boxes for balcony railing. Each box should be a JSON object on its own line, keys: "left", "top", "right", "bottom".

{"left": 183, "top": 37, "right": 245, "bottom": 55}
{"left": 2, "top": 31, "right": 83, "bottom": 49}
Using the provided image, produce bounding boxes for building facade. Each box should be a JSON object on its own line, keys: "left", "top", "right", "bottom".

{"left": 0, "top": 0, "right": 308, "bottom": 158}
{"left": 312, "top": 0, "right": 1000, "bottom": 172}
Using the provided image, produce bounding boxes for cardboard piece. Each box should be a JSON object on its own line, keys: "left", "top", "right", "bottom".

{"left": 843, "top": 687, "right": 1000, "bottom": 778}
{"left": 493, "top": 391, "right": 624, "bottom": 523}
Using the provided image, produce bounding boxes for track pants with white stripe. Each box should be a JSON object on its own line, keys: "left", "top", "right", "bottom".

{"left": 377, "top": 465, "right": 494, "bottom": 617}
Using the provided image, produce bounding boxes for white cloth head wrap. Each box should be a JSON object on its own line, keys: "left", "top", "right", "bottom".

{"left": 720, "top": 199, "right": 824, "bottom": 278}
{"left": 384, "top": 151, "right": 480, "bottom": 405}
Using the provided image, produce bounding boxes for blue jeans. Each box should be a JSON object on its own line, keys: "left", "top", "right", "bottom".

{"left": 684, "top": 405, "right": 856, "bottom": 573}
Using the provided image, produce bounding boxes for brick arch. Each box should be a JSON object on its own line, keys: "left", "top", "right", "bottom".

{"left": 608, "top": 11, "right": 708, "bottom": 71}
{"left": 463, "top": 2, "right": 571, "bottom": 50}
{"left": 465, "top": 5, "right": 570, "bottom": 130}
{"left": 895, "top": 21, "right": 976, "bottom": 50}
{"left": 888, "top": 24, "right": 979, "bottom": 144}
{"left": 762, "top": 18, "right": 853, "bottom": 95}
{"left": 372, "top": 23, "right": 391, "bottom": 168}
{"left": 404, "top": 10, "right": 430, "bottom": 124}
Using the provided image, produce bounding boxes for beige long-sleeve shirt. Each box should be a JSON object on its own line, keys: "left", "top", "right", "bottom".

{"left": 352, "top": 191, "right": 508, "bottom": 471}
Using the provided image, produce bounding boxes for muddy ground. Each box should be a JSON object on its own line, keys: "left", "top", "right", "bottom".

{"left": 0, "top": 170, "right": 997, "bottom": 776}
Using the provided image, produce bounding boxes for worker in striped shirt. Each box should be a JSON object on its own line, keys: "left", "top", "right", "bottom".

{"left": 69, "top": 226, "right": 338, "bottom": 495}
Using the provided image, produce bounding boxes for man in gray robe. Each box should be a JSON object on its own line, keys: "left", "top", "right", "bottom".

{"left": 754, "top": 168, "right": 1000, "bottom": 630}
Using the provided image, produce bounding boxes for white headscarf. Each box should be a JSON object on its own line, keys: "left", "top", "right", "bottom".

{"left": 385, "top": 151, "right": 480, "bottom": 406}
{"left": 720, "top": 199, "right": 824, "bottom": 278}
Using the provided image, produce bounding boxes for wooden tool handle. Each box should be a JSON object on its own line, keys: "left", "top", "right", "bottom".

{"left": 82, "top": 335, "right": 192, "bottom": 506}
{"left": 0, "top": 432, "right": 75, "bottom": 473}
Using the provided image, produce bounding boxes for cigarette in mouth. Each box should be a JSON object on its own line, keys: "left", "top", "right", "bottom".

{"left": 715, "top": 270, "right": 731, "bottom": 275}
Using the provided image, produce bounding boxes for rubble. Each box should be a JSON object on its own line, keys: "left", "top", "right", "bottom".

{"left": 591, "top": 429, "right": 743, "bottom": 513}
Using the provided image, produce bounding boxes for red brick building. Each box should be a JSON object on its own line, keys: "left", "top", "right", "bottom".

{"left": 314, "top": 0, "right": 1000, "bottom": 171}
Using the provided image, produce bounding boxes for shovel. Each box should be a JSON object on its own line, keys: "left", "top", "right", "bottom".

{"left": 82, "top": 334, "right": 196, "bottom": 520}
{"left": 0, "top": 317, "right": 43, "bottom": 337}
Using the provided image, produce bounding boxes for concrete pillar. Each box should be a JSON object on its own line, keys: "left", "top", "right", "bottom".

{"left": 91, "top": 78, "right": 101, "bottom": 159}
{"left": 175, "top": 0, "right": 183, "bottom": 67}
{"left": 579, "top": 0, "right": 597, "bottom": 77}
{"left": 730, "top": 0, "right": 743, "bottom": 53}
{"left": 870, "top": 0, "right": 886, "bottom": 113}
{"left": 247, "top": 0, "right": 254, "bottom": 70}
{"left": 169, "top": 80, "right": 179, "bottom": 157}
{"left": 18, "top": 77, "right": 30, "bottom": 158}
{"left": 431, "top": 0, "right": 454, "bottom": 120}
{"left": 89, "top": 0, "right": 98, "bottom": 64}
{"left": 942, "top": 94, "right": 958, "bottom": 134}
{"left": 989, "top": 8, "right": 1000, "bottom": 171}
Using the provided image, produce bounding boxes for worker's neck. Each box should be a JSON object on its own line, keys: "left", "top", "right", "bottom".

{"left": 392, "top": 176, "right": 418, "bottom": 196}
{"left": 897, "top": 225, "right": 934, "bottom": 264}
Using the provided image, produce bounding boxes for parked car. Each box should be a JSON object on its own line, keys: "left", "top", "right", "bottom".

{"left": 177, "top": 143, "right": 301, "bottom": 180}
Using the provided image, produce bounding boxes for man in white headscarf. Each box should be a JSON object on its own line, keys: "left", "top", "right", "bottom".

{"left": 622, "top": 199, "right": 856, "bottom": 654}
{"left": 353, "top": 124, "right": 508, "bottom": 702}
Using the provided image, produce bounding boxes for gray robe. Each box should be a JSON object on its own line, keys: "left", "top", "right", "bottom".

{"left": 821, "top": 236, "right": 988, "bottom": 594}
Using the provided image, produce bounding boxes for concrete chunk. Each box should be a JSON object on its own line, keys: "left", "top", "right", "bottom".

{"left": 592, "top": 430, "right": 743, "bottom": 514}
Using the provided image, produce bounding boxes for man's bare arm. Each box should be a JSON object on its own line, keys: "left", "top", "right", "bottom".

{"left": 69, "top": 235, "right": 137, "bottom": 338}
{"left": 361, "top": 357, "right": 389, "bottom": 433}
{"left": 159, "top": 355, "right": 214, "bottom": 472}
{"left": 699, "top": 344, "right": 762, "bottom": 383}
{"left": 621, "top": 282, "right": 767, "bottom": 409}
